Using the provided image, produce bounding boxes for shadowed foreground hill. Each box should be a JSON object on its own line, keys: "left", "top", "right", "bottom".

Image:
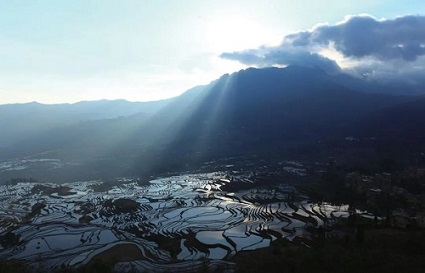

{"left": 129, "top": 66, "right": 418, "bottom": 174}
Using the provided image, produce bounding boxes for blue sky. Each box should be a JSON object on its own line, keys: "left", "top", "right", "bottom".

{"left": 0, "top": 0, "right": 424, "bottom": 104}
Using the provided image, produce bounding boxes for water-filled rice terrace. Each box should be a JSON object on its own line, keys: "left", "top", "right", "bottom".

{"left": 0, "top": 172, "right": 356, "bottom": 272}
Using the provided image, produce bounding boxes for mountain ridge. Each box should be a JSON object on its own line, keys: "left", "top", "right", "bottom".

{"left": 1, "top": 66, "right": 424, "bottom": 183}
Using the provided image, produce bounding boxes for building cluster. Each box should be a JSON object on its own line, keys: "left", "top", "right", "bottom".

{"left": 344, "top": 168, "right": 425, "bottom": 228}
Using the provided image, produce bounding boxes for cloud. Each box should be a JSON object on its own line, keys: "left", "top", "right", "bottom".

{"left": 220, "top": 14, "right": 425, "bottom": 83}
{"left": 286, "top": 14, "right": 425, "bottom": 61}
{"left": 221, "top": 46, "right": 342, "bottom": 74}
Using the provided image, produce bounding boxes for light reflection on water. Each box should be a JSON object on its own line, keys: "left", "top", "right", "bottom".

{"left": 0, "top": 172, "right": 355, "bottom": 272}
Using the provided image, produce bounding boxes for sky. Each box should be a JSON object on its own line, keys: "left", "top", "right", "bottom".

{"left": 0, "top": 0, "right": 424, "bottom": 104}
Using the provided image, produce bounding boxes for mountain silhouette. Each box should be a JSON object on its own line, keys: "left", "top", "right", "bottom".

{"left": 1, "top": 66, "right": 424, "bottom": 182}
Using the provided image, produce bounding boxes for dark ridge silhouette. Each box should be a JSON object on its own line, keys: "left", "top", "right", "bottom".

{"left": 1, "top": 66, "right": 424, "bottom": 182}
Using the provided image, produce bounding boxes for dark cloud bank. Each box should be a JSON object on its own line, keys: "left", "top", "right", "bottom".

{"left": 221, "top": 14, "right": 425, "bottom": 90}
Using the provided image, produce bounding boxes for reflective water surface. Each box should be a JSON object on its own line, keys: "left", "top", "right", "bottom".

{"left": 0, "top": 172, "right": 357, "bottom": 272}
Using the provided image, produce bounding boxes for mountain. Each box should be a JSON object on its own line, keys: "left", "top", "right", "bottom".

{"left": 353, "top": 97, "right": 425, "bottom": 166}
{"left": 151, "top": 67, "right": 401, "bottom": 143}
{"left": 128, "top": 66, "right": 417, "bottom": 172}
{"left": 1, "top": 66, "right": 424, "bottom": 183}
{"left": 0, "top": 99, "right": 172, "bottom": 159}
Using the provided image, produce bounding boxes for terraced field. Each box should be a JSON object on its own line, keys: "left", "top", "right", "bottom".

{"left": 0, "top": 172, "right": 358, "bottom": 272}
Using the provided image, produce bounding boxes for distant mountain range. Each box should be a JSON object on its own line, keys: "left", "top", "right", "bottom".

{"left": 0, "top": 99, "right": 171, "bottom": 157}
{"left": 1, "top": 66, "right": 425, "bottom": 183}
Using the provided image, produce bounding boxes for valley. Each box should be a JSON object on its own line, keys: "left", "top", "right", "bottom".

{"left": 1, "top": 66, "right": 425, "bottom": 272}
{"left": 0, "top": 169, "right": 359, "bottom": 272}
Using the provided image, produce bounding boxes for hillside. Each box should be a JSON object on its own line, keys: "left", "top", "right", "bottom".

{"left": 1, "top": 66, "right": 424, "bottom": 183}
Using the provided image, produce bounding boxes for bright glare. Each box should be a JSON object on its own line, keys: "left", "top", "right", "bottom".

{"left": 319, "top": 43, "right": 352, "bottom": 69}
{"left": 205, "top": 15, "right": 282, "bottom": 53}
